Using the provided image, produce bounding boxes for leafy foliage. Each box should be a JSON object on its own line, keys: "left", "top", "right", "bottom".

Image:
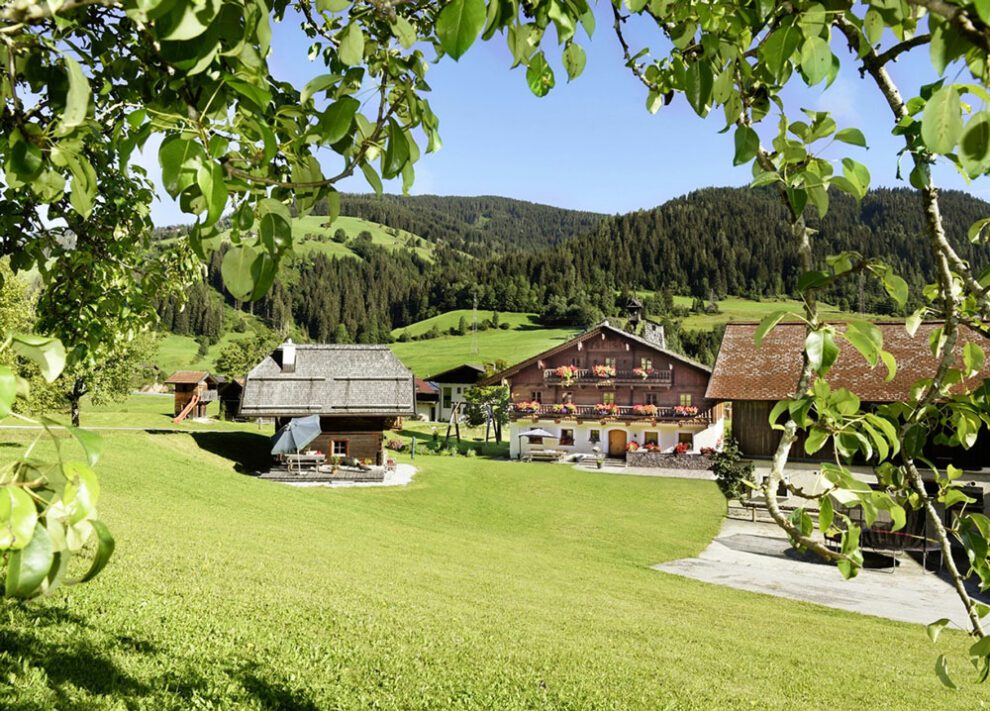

{"left": 710, "top": 437, "right": 755, "bottom": 501}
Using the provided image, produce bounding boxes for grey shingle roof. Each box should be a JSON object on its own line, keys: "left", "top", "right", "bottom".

{"left": 240, "top": 344, "right": 415, "bottom": 417}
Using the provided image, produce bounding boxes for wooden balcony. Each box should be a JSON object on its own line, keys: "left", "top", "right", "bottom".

{"left": 511, "top": 403, "right": 712, "bottom": 424}
{"left": 542, "top": 368, "right": 673, "bottom": 385}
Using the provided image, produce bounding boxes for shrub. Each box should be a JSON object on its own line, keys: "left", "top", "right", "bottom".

{"left": 498, "top": 322, "right": 510, "bottom": 330}
{"left": 465, "top": 448, "right": 478, "bottom": 458}
{"left": 673, "top": 442, "right": 690, "bottom": 455}
{"left": 386, "top": 438, "right": 406, "bottom": 451}
{"left": 710, "top": 437, "right": 755, "bottom": 501}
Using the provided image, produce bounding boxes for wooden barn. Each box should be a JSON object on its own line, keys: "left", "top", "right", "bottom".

{"left": 239, "top": 340, "right": 415, "bottom": 466}
{"left": 707, "top": 321, "right": 990, "bottom": 466}
{"left": 164, "top": 371, "right": 220, "bottom": 421}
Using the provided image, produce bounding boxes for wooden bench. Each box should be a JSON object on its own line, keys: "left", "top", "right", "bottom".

{"left": 525, "top": 450, "right": 564, "bottom": 463}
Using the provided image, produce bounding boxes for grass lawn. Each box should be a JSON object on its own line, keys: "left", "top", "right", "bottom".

{"left": 389, "top": 312, "right": 580, "bottom": 377}
{"left": 0, "top": 427, "right": 976, "bottom": 708}
{"left": 0, "top": 393, "right": 256, "bottom": 432}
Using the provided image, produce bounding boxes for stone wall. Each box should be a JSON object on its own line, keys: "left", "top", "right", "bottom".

{"left": 627, "top": 451, "right": 713, "bottom": 470}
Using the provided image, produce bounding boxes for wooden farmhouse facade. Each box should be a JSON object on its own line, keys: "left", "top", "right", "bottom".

{"left": 707, "top": 322, "right": 990, "bottom": 467}
{"left": 483, "top": 321, "right": 725, "bottom": 459}
{"left": 240, "top": 341, "right": 415, "bottom": 466}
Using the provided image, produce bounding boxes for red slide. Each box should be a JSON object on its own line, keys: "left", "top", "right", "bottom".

{"left": 172, "top": 394, "right": 200, "bottom": 423}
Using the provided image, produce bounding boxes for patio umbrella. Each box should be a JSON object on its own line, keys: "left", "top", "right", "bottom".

{"left": 518, "top": 428, "right": 557, "bottom": 439}
{"left": 271, "top": 415, "right": 322, "bottom": 455}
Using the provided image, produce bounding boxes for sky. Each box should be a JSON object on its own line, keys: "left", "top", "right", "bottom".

{"left": 148, "top": 6, "right": 984, "bottom": 226}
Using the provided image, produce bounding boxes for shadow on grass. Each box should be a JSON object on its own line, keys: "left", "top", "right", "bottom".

{"left": 188, "top": 431, "right": 273, "bottom": 473}
{"left": 394, "top": 428, "right": 509, "bottom": 460}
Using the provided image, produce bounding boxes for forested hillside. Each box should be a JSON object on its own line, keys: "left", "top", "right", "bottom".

{"left": 326, "top": 194, "right": 603, "bottom": 256}
{"left": 156, "top": 187, "right": 990, "bottom": 358}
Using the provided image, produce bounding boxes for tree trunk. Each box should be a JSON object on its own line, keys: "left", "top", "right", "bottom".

{"left": 69, "top": 378, "right": 85, "bottom": 428}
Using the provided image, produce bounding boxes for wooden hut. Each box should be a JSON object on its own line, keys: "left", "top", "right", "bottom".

{"left": 239, "top": 341, "right": 415, "bottom": 466}
{"left": 164, "top": 371, "right": 220, "bottom": 421}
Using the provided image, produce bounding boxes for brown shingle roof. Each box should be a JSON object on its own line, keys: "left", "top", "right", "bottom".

{"left": 165, "top": 371, "right": 211, "bottom": 385}
{"left": 706, "top": 322, "right": 990, "bottom": 402}
{"left": 240, "top": 344, "right": 415, "bottom": 417}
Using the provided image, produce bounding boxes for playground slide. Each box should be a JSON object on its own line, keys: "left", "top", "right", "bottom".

{"left": 172, "top": 394, "right": 200, "bottom": 423}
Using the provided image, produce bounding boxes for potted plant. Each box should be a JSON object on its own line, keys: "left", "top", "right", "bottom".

{"left": 632, "top": 403, "right": 658, "bottom": 417}
{"left": 674, "top": 442, "right": 690, "bottom": 456}
{"left": 594, "top": 402, "right": 620, "bottom": 417}
{"left": 553, "top": 364, "right": 580, "bottom": 386}
{"left": 673, "top": 405, "right": 699, "bottom": 417}
{"left": 632, "top": 366, "right": 654, "bottom": 380}
{"left": 592, "top": 364, "right": 616, "bottom": 378}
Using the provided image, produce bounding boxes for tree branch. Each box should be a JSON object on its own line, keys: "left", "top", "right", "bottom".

{"left": 875, "top": 33, "right": 931, "bottom": 66}
{"left": 906, "top": 0, "right": 990, "bottom": 55}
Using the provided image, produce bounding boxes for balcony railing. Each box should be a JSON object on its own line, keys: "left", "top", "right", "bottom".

{"left": 512, "top": 403, "right": 711, "bottom": 424}
{"left": 543, "top": 368, "right": 673, "bottom": 385}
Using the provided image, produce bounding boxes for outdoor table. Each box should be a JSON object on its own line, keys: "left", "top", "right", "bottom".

{"left": 285, "top": 452, "right": 326, "bottom": 473}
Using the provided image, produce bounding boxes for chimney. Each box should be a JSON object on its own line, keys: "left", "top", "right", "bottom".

{"left": 643, "top": 322, "right": 666, "bottom": 350}
{"left": 280, "top": 339, "right": 296, "bottom": 373}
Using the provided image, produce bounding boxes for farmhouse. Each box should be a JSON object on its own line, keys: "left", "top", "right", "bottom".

{"left": 414, "top": 377, "right": 439, "bottom": 421}
{"left": 707, "top": 321, "right": 990, "bottom": 466}
{"left": 483, "top": 321, "right": 725, "bottom": 460}
{"left": 428, "top": 363, "right": 486, "bottom": 421}
{"left": 164, "top": 371, "right": 221, "bottom": 421}
{"left": 240, "top": 340, "right": 415, "bottom": 466}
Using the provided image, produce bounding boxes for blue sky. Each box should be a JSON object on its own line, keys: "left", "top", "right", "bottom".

{"left": 148, "top": 7, "right": 984, "bottom": 225}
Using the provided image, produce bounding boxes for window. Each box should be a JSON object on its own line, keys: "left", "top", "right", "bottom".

{"left": 602, "top": 392, "right": 615, "bottom": 405}
{"left": 531, "top": 391, "right": 542, "bottom": 403}
{"left": 563, "top": 392, "right": 573, "bottom": 403}
{"left": 641, "top": 357, "right": 653, "bottom": 370}
{"left": 645, "top": 393, "right": 658, "bottom": 406}
{"left": 332, "top": 440, "right": 348, "bottom": 456}
{"left": 678, "top": 432, "right": 694, "bottom": 447}
{"left": 560, "top": 429, "right": 574, "bottom": 446}
{"left": 589, "top": 429, "right": 601, "bottom": 443}
{"left": 443, "top": 387, "right": 452, "bottom": 404}
{"left": 644, "top": 431, "right": 659, "bottom": 446}
{"left": 680, "top": 393, "right": 692, "bottom": 406}
{"left": 604, "top": 357, "right": 616, "bottom": 368}
{"left": 530, "top": 436, "right": 544, "bottom": 445}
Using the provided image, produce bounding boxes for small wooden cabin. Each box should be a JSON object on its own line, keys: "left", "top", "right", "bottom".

{"left": 164, "top": 371, "right": 220, "bottom": 420}
{"left": 239, "top": 341, "right": 415, "bottom": 466}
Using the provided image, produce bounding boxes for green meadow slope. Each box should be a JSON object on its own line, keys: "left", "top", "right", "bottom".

{"left": 0, "top": 410, "right": 974, "bottom": 708}
{"left": 388, "top": 311, "right": 579, "bottom": 377}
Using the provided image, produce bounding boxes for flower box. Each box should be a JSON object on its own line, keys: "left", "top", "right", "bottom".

{"left": 592, "top": 365, "right": 616, "bottom": 378}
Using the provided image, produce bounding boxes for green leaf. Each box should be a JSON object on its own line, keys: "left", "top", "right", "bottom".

{"left": 391, "top": 16, "right": 417, "bottom": 49}
{"left": 922, "top": 86, "right": 963, "bottom": 155}
{"left": 159, "top": 136, "right": 204, "bottom": 198}
{"left": 5, "top": 524, "right": 53, "bottom": 598}
{"left": 562, "top": 42, "right": 586, "bottom": 82}
{"left": 754, "top": 310, "right": 788, "bottom": 347}
{"left": 804, "top": 427, "right": 829, "bottom": 454}
{"left": 526, "top": 51, "right": 555, "bottom": 97}
{"left": 11, "top": 334, "right": 66, "bottom": 383}
{"left": 971, "top": 634, "right": 990, "bottom": 658}
{"left": 316, "top": 0, "right": 349, "bottom": 11}
{"left": 800, "top": 36, "right": 831, "bottom": 86}
{"left": 935, "top": 654, "right": 956, "bottom": 690}
{"left": 338, "top": 23, "right": 365, "bottom": 66}
{"left": 258, "top": 199, "right": 292, "bottom": 253}
{"left": 840, "top": 158, "right": 870, "bottom": 200}
{"left": 844, "top": 320, "right": 883, "bottom": 367}
{"left": 733, "top": 126, "right": 760, "bottom": 166}
{"left": 834, "top": 128, "right": 867, "bottom": 147}
{"left": 61, "top": 56, "right": 90, "bottom": 129}
{"left": 436, "top": 0, "right": 486, "bottom": 61}
{"left": 969, "top": 216, "right": 990, "bottom": 243}
{"left": 382, "top": 119, "right": 410, "bottom": 179}
{"left": 68, "top": 519, "right": 114, "bottom": 585}
{"left": 0, "top": 365, "right": 16, "bottom": 418}
{"left": 760, "top": 21, "right": 801, "bottom": 82}
{"left": 319, "top": 97, "right": 360, "bottom": 144}
{"left": 221, "top": 244, "right": 260, "bottom": 301}
{"left": 0, "top": 487, "right": 38, "bottom": 551}
{"left": 906, "top": 307, "right": 925, "bottom": 336}
{"left": 798, "top": 4, "right": 826, "bottom": 38}
{"left": 964, "top": 341, "right": 985, "bottom": 376}
{"left": 67, "top": 425, "right": 102, "bottom": 467}
{"left": 879, "top": 350, "right": 897, "bottom": 382}
{"left": 819, "top": 495, "right": 833, "bottom": 531}
{"left": 960, "top": 111, "right": 990, "bottom": 178}
{"left": 300, "top": 74, "right": 342, "bottom": 105}
{"left": 805, "top": 329, "right": 839, "bottom": 375}
{"left": 863, "top": 9, "right": 884, "bottom": 45}
{"left": 196, "top": 161, "right": 227, "bottom": 228}
{"left": 157, "top": 0, "right": 220, "bottom": 41}
{"left": 882, "top": 271, "right": 909, "bottom": 307}
{"left": 62, "top": 461, "right": 100, "bottom": 525}
{"left": 361, "top": 162, "right": 383, "bottom": 195}
{"left": 684, "top": 61, "right": 713, "bottom": 117}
